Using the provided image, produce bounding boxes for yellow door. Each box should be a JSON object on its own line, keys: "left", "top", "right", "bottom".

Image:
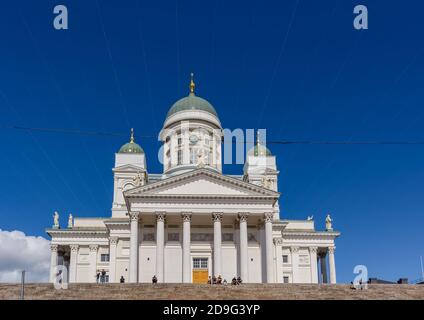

{"left": 192, "top": 270, "right": 209, "bottom": 284}
{"left": 192, "top": 258, "right": 209, "bottom": 283}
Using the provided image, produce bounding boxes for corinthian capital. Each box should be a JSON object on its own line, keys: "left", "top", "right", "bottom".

{"left": 89, "top": 244, "right": 99, "bottom": 252}
{"left": 273, "top": 238, "right": 283, "bottom": 245}
{"left": 264, "top": 212, "right": 274, "bottom": 223}
{"left": 50, "top": 244, "right": 59, "bottom": 252}
{"left": 155, "top": 212, "right": 166, "bottom": 222}
{"left": 181, "top": 212, "right": 192, "bottom": 222}
{"left": 328, "top": 246, "right": 336, "bottom": 254}
{"left": 129, "top": 212, "right": 140, "bottom": 222}
{"left": 290, "top": 246, "right": 299, "bottom": 253}
{"left": 309, "top": 246, "right": 318, "bottom": 254}
{"left": 70, "top": 244, "right": 79, "bottom": 253}
{"left": 212, "top": 212, "right": 223, "bottom": 222}
{"left": 238, "top": 213, "right": 249, "bottom": 222}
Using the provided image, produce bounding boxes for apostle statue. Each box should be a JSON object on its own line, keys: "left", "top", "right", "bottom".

{"left": 68, "top": 213, "right": 73, "bottom": 229}
{"left": 53, "top": 211, "right": 60, "bottom": 229}
{"left": 197, "top": 150, "right": 206, "bottom": 168}
{"left": 325, "top": 214, "right": 333, "bottom": 231}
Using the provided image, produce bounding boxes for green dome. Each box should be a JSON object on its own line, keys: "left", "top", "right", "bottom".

{"left": 167, "top": 93, "right": 218, "bottom": 118}
{"left": 118, "top": 129, "right": 144, "bottom": 154}
{"left": 118, "top": 142, "right": 144, "bottom": 154}
{"left": 248, "top": 144, "right": 272, "bottom": 157}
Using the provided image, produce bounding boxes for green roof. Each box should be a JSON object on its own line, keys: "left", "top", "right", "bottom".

{"left": 248, "top": 144, "right": 272, "bottom": 157}
{"left": 118, "top": 128, "right": 144, "bottom": 154}
{"left": 167, "top": 93, "right": 218, "bottom": 118}
{"left": 118, "top": 142, "right": 144, "bottom": 154}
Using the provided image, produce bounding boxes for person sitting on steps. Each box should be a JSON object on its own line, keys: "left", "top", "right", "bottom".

{"left": 152, "top": 275, "right": 158, "bottom": 284}
{"left": 237, "top": 276, "right": 242, "bottom": 285}
{"left": 120, "top": 276, "right": 125, "bottom": 283}
{"left": 231, "top": 277, "right": 237, "bottom": 285}
{"left": 217, "top": 275, "right": 222, "bottom": 285}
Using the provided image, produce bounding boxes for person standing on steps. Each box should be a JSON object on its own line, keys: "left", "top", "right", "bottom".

{"left": 96, "top": 272, "right": 100, "bottom": 283}
{"left": 152, "top": 275, "right": 158, "bottom": 284}
{"left": 101, "top": 269, "right": 106, "bottom": 283}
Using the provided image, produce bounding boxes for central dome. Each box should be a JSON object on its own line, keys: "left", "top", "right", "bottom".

{"left": 166, "top": 92, "right": 218, "bottom": 118}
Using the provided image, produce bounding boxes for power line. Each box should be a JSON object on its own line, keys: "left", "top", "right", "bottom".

{"left": 2, "top": 124, "right": 424, "bottom": 145}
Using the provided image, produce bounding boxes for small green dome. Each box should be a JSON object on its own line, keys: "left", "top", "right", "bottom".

{"left": 119, "top": 142, "right": 144, "bottom": 154}
{"left": 248, "top": 144, "right": 272, "bottom": 157}
{"left": 118, "top": 128, "right": 144, "bottom": 154}
{"left": 167, "top": 92, "right": 218, "bottom": 118}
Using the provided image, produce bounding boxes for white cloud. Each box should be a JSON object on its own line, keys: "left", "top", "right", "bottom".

{"left": 0, "top": 229, "right": 50, "bottom": 283}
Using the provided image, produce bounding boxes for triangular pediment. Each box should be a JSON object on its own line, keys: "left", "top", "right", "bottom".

{"left": 124, "top": 168, "right": 279, "bottom": 198}
{"left": 113, "top": 164, "right": 145, "bottom": 172}
{"left": 248, "top": 167, "right": 279, "bottom": 175}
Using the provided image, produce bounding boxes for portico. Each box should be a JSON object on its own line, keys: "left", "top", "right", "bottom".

{"left": 126, "top": 208, "right": 277, "bottom": 284}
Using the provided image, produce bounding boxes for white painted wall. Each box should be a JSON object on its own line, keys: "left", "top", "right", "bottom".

{"left": 164, "top": 246, "right": 182, "bottom": 282}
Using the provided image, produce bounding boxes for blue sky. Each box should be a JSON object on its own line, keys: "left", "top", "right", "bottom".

{"left": 0, "top": 0, "right": 423, "bottom": 284}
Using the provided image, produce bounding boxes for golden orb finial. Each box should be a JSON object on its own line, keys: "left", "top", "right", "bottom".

{"left": 130, "top": 128, "right": 135, "bottom": 143}
{"left": 189, "top": 73, "right": 195, "bottom": 94}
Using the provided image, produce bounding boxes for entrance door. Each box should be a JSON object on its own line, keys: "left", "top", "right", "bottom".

{"left": 192, "top": 258, "right": 208, "bottom": 284}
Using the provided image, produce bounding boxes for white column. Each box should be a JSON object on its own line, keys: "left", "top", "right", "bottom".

{"left": 156, "top": 212, "right": 166, "bottom": 283}
{"left": 239, "top": 213, "right": 249, "bottom": 283}
{"left": 182, "top": 212, "right": 192, "bottom": 283}
{"left": 309, "top": 247, "right": 318, "bottom": 284}
{"left": 274, "top": 238, "right": 283, "bottom": 283}
{"left": 264, "top": 212, "right": 274, "bottom": 283}
{"left": 89, "top": 244, "right": 98, "bottom": 283}
{"left": 320, "top": 253, "right": 328, "bottom": 283}
{"left": 290, "top": 246, "right": 299, "bottom": 283}
{"left": 129, "top": 212, "right": 140, "bottom": 283}
{"left": 49, "top": 244, "right": 59, "bottom": 283}
{"left": 69, "top": 245, "right": 79, "bottom": 283}
{"left": 212, "top": 212, "right": 223, "bottom": 277}
{"left": 328, "top": 246, "right": 337, "bottom": 284}
{"left": 109, "top": 237, "right": 118, "bottom": 283}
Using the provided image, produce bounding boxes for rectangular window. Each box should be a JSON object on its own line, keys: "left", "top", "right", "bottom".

{"left": 190, "top": 148, "right": 197, "bottom": 164}
{"left": 177, "top": 150, "right": 182, "bottom": 165}
{"left": 282, "top": 255, "right": 288, "bottom": 263}
{"left": 178, "top": 137, "right": 182, "bottom": 145}
{"left": 143, "top": 232, "right": 155, "bottom": 242}
{"left": 222, "top": 233, "right": 234, "bottom": 242}
{"left": 191, "top": 233, "right": 213, "bottom": 241}
{"left": 283, "top": 276, "right": 289, "bottom": 284}
{"left": 167, "top": 232, "right": 179, "bottom": 241}
{"left": 248, "top": 233, "right": 257, "bottom": 242}
{"left": 193, "top": 258, "right": 208, "bottom": 269}
{"left": 100, "top": 254, "right": 110, "bottom": 262}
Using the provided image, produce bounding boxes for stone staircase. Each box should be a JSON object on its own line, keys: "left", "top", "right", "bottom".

{"left": 0, "top": 283, "right": 423, "bottom": 300}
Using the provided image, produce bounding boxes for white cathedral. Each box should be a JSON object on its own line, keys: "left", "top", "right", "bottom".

{"left": 47, "top": 76, "right": 340, "bottom": 285}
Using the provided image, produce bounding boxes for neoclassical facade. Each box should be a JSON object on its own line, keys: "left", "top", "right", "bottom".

{"left": 47, "top": 76, "right": 340, "bottom": 284}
